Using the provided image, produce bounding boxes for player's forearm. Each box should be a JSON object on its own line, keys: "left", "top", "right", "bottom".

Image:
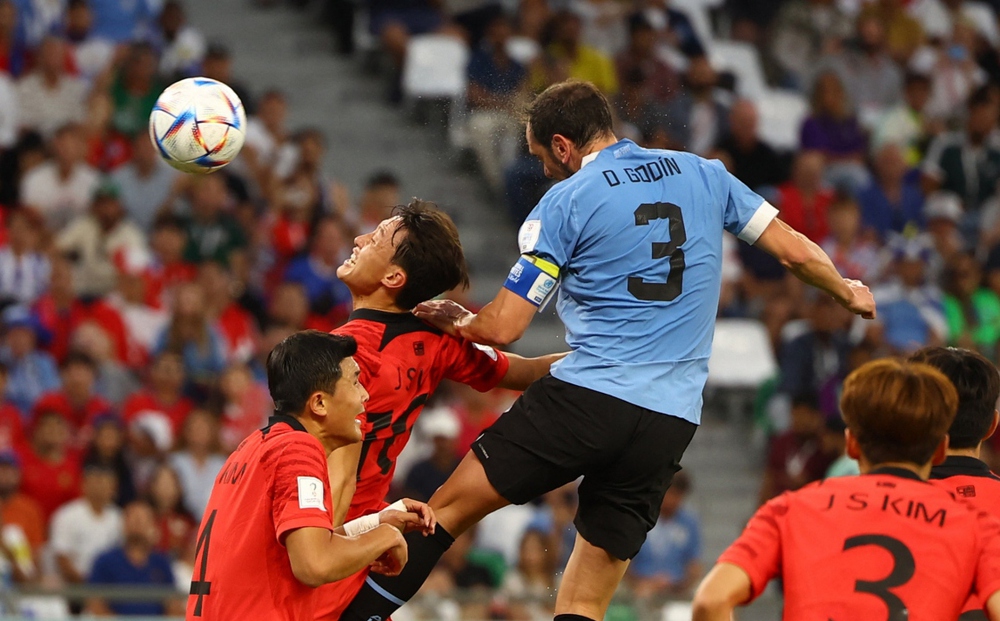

{"left": 781, "top": 233, "right": 854, "bottom": 305}
{"left": 692, "top": 563, "right": 753, "bottom": 621}
{"left": 499, "top": 352, "right": 569, "bottom": 390}
{"left": 322, "top": 525, "right": 404, "bottom": 583}
{"left": 691, "top": 598, "right": 735, "bottom": 621}
{"left": 459, "top": 305, "right": 521, "bottom": 347}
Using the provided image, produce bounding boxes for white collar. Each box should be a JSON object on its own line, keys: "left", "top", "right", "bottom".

{"left": 580, "top": 151, "right": 600, "bottom": 169}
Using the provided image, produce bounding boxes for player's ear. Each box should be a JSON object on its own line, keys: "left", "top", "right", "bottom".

{"left": 551, "top": 134, "right": 572, "bottom": 164}
{"left": 931, "top": 434, "right": 949, "bottom": 466}
{"left": 307, "top": 391, "right": 328, "bottom": 419}
{"left": 845, "top": 429, "right": 861, "bottom": 461}
{"left": 986, "top": 411, "right": 999, "bottom": 442}
{"left": 381, "top": 265, "right": 406, "bottom": 294}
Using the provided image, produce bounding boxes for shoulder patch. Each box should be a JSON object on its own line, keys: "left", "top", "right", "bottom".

{"left": 297, "top": 476, "right": 326, "bottom": 511}
{"left": 518, "top": 220, "right": 541, "bottom": 254}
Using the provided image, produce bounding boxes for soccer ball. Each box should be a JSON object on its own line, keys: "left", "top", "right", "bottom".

{"left": 149, "top": 77, "right": 246, "bottom": 174}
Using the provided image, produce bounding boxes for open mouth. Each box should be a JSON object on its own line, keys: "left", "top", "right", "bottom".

{"left": 342, "top": 248, "right": 359, "bottom": 267}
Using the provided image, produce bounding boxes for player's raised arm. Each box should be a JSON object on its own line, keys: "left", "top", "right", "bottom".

{"left": 753, "top": 217, "right": 876, "bottom": 319}
{"left": 498, "top": 351, "right": 569, "bottom": 391}
{"left": 691, "top": 563, "right": 753, "bottom": 621}
{"left": 415, "top": 288, "right": 540, "bottom": 347}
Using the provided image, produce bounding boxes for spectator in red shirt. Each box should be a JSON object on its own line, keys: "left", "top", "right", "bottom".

{"left": 198, "top": 261, "right": 258, "bottom": 364}
{"left": 147, "top": 214, "right": 196, "bottom": 310}
{"left": 759, "top": 392, "right": 837, "bottom": 504}
{"left": 107, "top": 245, "right": 168, "bottom": 367}
{"left": 0, "top": 362, "right": 26, "bottom": 452}
{"left": 145, "top": 462, "right": 195, "bottom": 559}
{"left": 122, "top": 351, "right": 192, "bottom": 436}
{"left": 776, "top": 150, "right": 834, "bottom": 243}
{"left": 32, "top": 351, "right": 113, "bottom": 432}
{"left": 18, "top": 409, "right": 81, "bottom": 524}
{"left": 216, "top": 363, "right": 271, "bottom": 453}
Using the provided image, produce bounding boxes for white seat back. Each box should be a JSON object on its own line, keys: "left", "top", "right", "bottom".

{"left": 402, "top": 34, "right": 470, "bottom": 99}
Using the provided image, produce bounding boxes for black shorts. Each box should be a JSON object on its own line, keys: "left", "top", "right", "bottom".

{"left": 470, "top": 374, "right": 697, "bottom": 561}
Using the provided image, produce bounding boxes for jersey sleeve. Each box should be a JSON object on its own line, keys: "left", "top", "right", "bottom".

{"left": 974, "top": 510, "right": 1000, "bottom": 603}
{"left": 441, "top": 337, "right": 511, "bottom": 392}
{"left": 270, "top": 438, "right": 335, "bottom": 544}
{"left": 716, "top": 493, "right": 786, "bottom": 600}
{"left": 517, "top": 188, "right": 581, "bottom": 270}
{"left": 706, "top": 158, "right": 777, "bottom": 245}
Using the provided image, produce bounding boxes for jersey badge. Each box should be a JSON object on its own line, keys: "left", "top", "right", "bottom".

{"left": 297, "top": 476, "right": 326, "bottom": 510}
{"left": 957, "top": 484, "right": 977, "bottom": 498}
{"left": 413, "top": 342, "right": 425, "bottom": 356}
{"left": 518, "top": 220, "right": 541, "bottom": 254}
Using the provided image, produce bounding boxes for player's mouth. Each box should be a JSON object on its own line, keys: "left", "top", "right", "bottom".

{"left": 342, "top": 248, "right": 360, "bottom": 268}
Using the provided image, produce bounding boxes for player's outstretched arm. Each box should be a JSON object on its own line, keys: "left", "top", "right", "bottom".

{"left": 498, "top": 351, "right": 569, "bottom": 391}
{"left": 691, "top": 563, "right": 753, "bottom": 621}
{"left": 285, "top": 524, "right": 406, "bottom": 587}
{"left": 415, "top": 288, "right": 538, "bottom": 347}
{"left": 328, "top": 442, "right": 362, "bottom": 527}
{"left": 753, "top": 218, "right": 876, "bottom": 319}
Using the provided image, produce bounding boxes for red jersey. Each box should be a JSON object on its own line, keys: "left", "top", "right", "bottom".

{"left": 0, "top": 403, "right": 26, "bottom": 452}
{"left": 33, "top": 296, "right": 129, "bottom": 364}
{"left": 931, "top": 455, "right": 1000, "bottom": 617}
{"left": 122, "top": 391, "right": 194, "bottom": 436}
{"left": 32, "top": 392, "right": 114, "bottom": 430}
{"left": 719, "top": 468, "right": 1000, "bottom": 621}
{"left": 185, "top": 415, "right": 334, "bottom": 621}
{"left": 314, "top": 309, "right": 509, "bottom": 620}
{"left": 16, "top": 447, "right": 81, "bottom": 524}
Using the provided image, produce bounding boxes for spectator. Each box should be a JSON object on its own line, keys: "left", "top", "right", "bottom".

{"left": 820, "top": 14, "right": 903, "bottom": 128}
{"left": 857, "top": 0, "right": 925, "bottom": 63}
{"left": 871, "top": 71, "right": 935, "bottom": 167}
{"left": 0, "top": 305, "right": 58, "bottom": 414}
{"left": 112, "top": 132, "right": 179, "bottom": 233}
{"left": 127, "top": 411, "right": 173, "bottom": 494}
{"left": 145, "top": 463, "right": 194, "bottom": 559}
{"left": 821, "top": 194, "right": 884, "bottom": 283}
{"left": 19, "top": 408, "right": 80, "bottom": 525}
{"left": 16, "top": 36, "right": 87, "bottom": 138}
{"left": 109, "top": 42, "right": 164, "bottom": 137}
{"left": 241, "top": 89, "right": 292, "bottom": 195}
{"left": 32, "top": 351, "right": 113, "bottom": 431}
{"left": 715, "top": 99, "right": 789, "bottom": 191}
{"left": 919, "top": 22, "right": 987, "bottom": 124}
{"left": 628, "top": 471, "right": 702, "bottom": 597}
{"left": 50, "top": 464, "right": 121, "bottom": 584}
{"left": 155, "top": 0, "right": 205, "bottom": 78}
{"left": 266, "top": 282, "right": 309, "bottom": 330}
{"left": 0, "top": 208, "right": 50, "bottom": 307}
{"left": 615, "top": 13, "right": 678, "bottom": 107}
{"left": 500, "top": 529, "right": 557, "bottom": 617}
{"left": 88, "top": 0, "right": 158, "bottom": 42}
{"left": 0, "top": 64, "right": 17, "bottom": 151}
{"left": 154, "top": 282, "right": 226, "bottom": 396}
{"left": 147, "top": 213, "right": 196, "bottom": 308}
{"left": 182, "top": 175, "right": 246, "bottom": 266}
{"left": 199, "top": 44, "right": 252, "bottom": 116}
{"left": 800, "top": 71, "right": 868, "bottom": 190}
{"left": 466, "top": 14, "right": 527, "bottom": 194}
{"left": 769, "top": 0, "right": 853, "bottom": 89}
{"left": 0, "top": 450, "right": 46, "bottom": 582}
{"left": 0, "top": 363, "right": 25, "bottom": 451}
{"left": 86, "top": 500, "right": 181, "bottom": 616}
{"left": 777, "top": 293, "right": 852, "bottom": 416}
{"left": 402, "top": 408, "right": 460, "bottom": 502}
{"left": 168, "top": 409, "right": 224, "bottom": 520}
{"left": 83, "top": 415, "right": 135, "bottom": 507}
{"left": 70, "top": 321, "right": 139, "bottom": 407}
{"left": 367, "top": 0, "right": 449, "bottom": 75}
{"left": 910, "top": 0, "right": 999, "bottom": 47}
{"left": 525, "top": 483, "right": 578, "bottom": 572}
{"left": 106, "top": 247, "right": 168, "bottom": 366}
{"left": 424, "top": 527, "right": 497, "bottom": 595}
{"left": 922, "top": 85, "right": 1000, "bottom": 215}
{"left": 122, "top": 352, "right": 192, "bottom": 436}
{"left": 215, "top": 363, "right": 270, "bottom": 453}
{"left": 64, "top": 0, "right": 116, "bottom": 86}
{"left": 198, "top": 261, "right": 257, "bottom": 363}
{"left": 759, "top": 393, "right": 836, "bottom": 503}
{"left": 353, "top": 170, "right": 401, "bottom": 234}
{"left": 856, "top": 142, "right": 925, "bottom": 241}
{"left": 871, "top": 234, "right": 947, "bottom": 353}
{"left": 663, "top": 55, "right": 728, "bottom": 156}
{"left": 638, "top": 0, "right": 705, "bottom": 57}
{"left": 942, "top": 252, "right": 1000, "bottom": 359}
{"left": 923, "top": 191, "right": 965, "bottom": 277}
{"left": 283, "top": 217, "right": 352, "bottom": 328}
{"left": 775, "top": 150, "right": 834, "bottom": 243}
{"left": 56, "top": 180, "right": 147, "bottom": 298}
{"left": 0, "top": 0, "right": 28, "bottom": 78}
{"left": 20, "top": 123, "right": 99, "bottom": 231}
{"left": 532, "top": 10, "right": 618, "bottom": 96}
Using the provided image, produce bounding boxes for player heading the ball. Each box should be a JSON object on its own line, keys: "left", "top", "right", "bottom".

{"left": 694, "top": 358, "right": 1000, "bottom": 621}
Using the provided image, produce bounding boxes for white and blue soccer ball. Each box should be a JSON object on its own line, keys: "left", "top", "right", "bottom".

{"left": 149, "top": 77, "right": 247, "bottom": 174}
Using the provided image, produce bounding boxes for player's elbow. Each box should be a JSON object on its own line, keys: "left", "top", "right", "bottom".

{"left": 691, "top": 589, "right": 735, "bottom": 621}
{"left": 289, "top": 555, "right": 327, "bottom": 588}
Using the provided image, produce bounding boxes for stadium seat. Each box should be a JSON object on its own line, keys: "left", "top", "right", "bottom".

{"left": 505, "top": 36, "right": 541, "bottom": 66}
{"left": 708, "top": 40, "right": 766, "bottom": 100}
{"left": 756, "top": 88, "right": 809, "bottom": 151}
{"left": 708, "top": 319, "right": 777, "bottom": 388}
{"left": 402, "top": 34, "right": 470, "bottom": 100}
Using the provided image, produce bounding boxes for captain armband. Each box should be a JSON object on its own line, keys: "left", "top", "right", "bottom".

{"left": 503, "top": 255, "right": 560, "bottom": 308}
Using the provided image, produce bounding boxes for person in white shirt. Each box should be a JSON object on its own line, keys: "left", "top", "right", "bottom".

{"left": 65, "top": 0, "right": 116, "bottom": 86}
{"left": 49, "top": 465, "right": 123, "bottom": 584}
{"left": 20, "top": 123, "right": 99, "bottom": 232}
{"left": 168, "top": 410, "right": 225, "bottom": 520}
{"left": 156, "top": 0, "right": 205, "bottom": 77}
{"left": 0, "top": 209, "right": 49, "bottom": 306}
{"left": 16, "top": 36, "right": 88, "bottom": 138}
{"left": 111, "top": 133, "right": 178, "bottom": 233}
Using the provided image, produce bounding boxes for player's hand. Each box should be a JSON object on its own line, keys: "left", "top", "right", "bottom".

{"left": 399, "top": 498, "right": 436, "bottom": 535}
{"left": 369, "top": 531, "right": 408, "bottom": 576}
{"left": 413, "top": 299, "right": 474, "bottom": 337}
{"left": 840, "top": 279, "right": 876, "bottom": 320}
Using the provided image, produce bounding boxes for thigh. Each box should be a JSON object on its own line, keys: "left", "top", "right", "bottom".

{"left": 576, "top": 411, "right": 698, "bottom": 561}
{"left": 556, "top": 533, "right": 631, "bottom": 620}
{"left": 428, "top": 452, "right": 510, "bottom": 536}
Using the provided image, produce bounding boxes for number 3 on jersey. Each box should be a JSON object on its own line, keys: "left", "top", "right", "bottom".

{"left": 844, "top": 534, "right": 915, "bottom": 621}
{"left": 629, "top": 202, "right": 687, "bottom": 302}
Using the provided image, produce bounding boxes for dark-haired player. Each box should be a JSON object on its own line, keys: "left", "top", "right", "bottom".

{"left": 314, "top": 200, "right": 563, "bottom": 620}
{"left": 185, "top": 331, "right": 433, "bottom": 621}
{"left": 912, "top": 346, "right": 1000, "bottom": 619}
{"left": 693, "top": 359, "right": 1000, "bottom": 620}
{"left": 340, "top": 80, "right": 875, "bottom": 621}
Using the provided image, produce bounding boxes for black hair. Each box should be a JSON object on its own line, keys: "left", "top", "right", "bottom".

{"left": 266, "top": 330, "right": 358, "bottom": 417}
{"left": 62, "top": 350, "right": 97, "bottom": 372}
{"left": 390, "top": 200, "right": 470, "bottom": 310}
{"left": 968, "top": 84, "right": 995, "bottom": 109}
{"left": 526, "top": 79, "right": 614, "bottom": 149}
{"left": 908, "top": 347, "right": 1000, "bottom": 449}
{"left": 152, "top": 213, "right": 187, "bottom": 232}
{"left": 365, "top": 170, "right": 400, "bottom": 189}
{"left": 791, "top": 391, "right": 821, "bottom": 411}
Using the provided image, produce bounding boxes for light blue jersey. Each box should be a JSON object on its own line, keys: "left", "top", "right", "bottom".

{"left": 510, "top": 139, "right": 776, "bottom": 424}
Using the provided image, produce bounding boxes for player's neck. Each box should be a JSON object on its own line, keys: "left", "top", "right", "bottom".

{"left": 946, "top": 447, "right": 982, "bottom": 460}
{"left": 579, "top": 133, "right": 619, "bottom": 164}
{"left": 351, "top": 292, "right": 407, "bottom": 315}
{"left": 861, "top": 460, "right": 932, "bottom": 480}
